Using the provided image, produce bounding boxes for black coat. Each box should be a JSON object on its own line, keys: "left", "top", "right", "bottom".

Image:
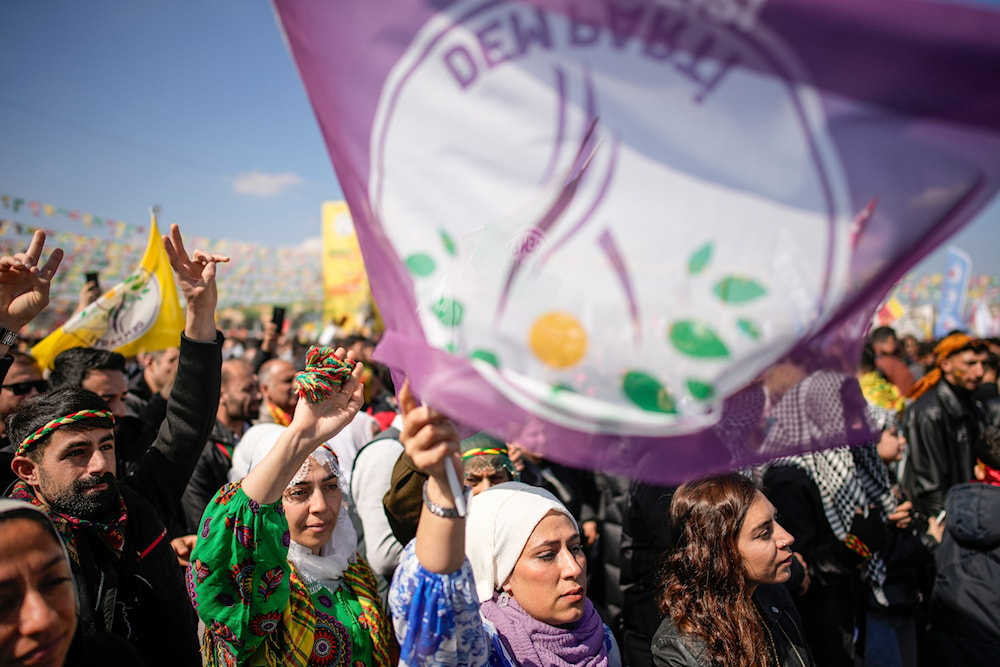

{"left": 651, "top": 584, "right": 814, "bottom": 667}
{"left": 931, "top": 481, "right": 1000, "bottom": 666}
{"left": 174, "top": 418, "right": 241, "bottom": 537}
{"left": 16, "top": 333, "right": 223, "bottom": 667}
{"left": 763, "top": 466, "right": 865, "bottom": 667}
{"left": 619, "top": 481, "right": 677, "bottom": 667}
{"left": 900, "top": 380, "right": 986, "bottom": 516}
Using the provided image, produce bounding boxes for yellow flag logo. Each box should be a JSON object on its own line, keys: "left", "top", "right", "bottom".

{"left": 32, "top": 212, "right": 183, "bottom": 369}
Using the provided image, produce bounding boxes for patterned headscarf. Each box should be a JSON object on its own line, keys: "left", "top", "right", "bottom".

{"left": 907, "top": 333, "right": 984, "bottom": 401}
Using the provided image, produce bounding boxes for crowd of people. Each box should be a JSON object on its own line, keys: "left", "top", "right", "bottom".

{"left": 1, "top": 229, "right": 999, "bottom": 667}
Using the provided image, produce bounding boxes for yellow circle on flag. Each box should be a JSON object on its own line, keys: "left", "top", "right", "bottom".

{"left": 529, "top": 312, "right": 587, "bottom": 368}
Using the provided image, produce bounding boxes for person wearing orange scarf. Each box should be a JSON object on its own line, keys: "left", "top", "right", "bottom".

{"left": 258, "top": 358, "right": 298, "bottom": 426}
{"left": 900, "top": 333, "right": 988, "bottom": 516}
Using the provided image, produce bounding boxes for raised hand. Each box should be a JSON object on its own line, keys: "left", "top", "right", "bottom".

{"left": 0, "top": 230, "right": 64, "bottom": 332}
{"left": 162, "top": 223, "right": 229, "bottom": 341}
{"left": 289, "top": 348, "right": 366, "bottom": 444}
{"left": 399, "top": 381, "right": 460, "bottom": 484}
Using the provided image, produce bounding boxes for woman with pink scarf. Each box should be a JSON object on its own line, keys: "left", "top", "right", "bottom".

{"left": 388, "top": 384, "right": 620, "bottom": 667}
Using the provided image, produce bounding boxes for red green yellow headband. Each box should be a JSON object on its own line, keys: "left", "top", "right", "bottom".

{"left": 16, "top": 410, "right": 115, "bottom": 456}
{"left": 462, "top": 447, "right": 509, "bottom": 460}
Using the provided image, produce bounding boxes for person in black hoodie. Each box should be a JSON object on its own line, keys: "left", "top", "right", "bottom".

{"left": 6, "top": 225, "right": 225, "bottom": 667}
{"left": 931, "top": 424, "right": 1000, "bottom": 666}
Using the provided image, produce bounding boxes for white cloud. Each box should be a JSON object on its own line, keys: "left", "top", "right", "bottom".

{"left": 232, "top": 170, "right": 302, "bottom": 197}
{"left": 297, "top": 236, "right": 323, "bottom": 252}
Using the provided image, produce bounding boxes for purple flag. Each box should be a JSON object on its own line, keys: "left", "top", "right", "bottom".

{"left": 274, "top": 0, "right": 1000, "bottom": 483}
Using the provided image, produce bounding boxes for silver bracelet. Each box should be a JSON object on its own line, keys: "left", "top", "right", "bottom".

{"left": 422, "top": 480, "right": 466, "bottom": 518}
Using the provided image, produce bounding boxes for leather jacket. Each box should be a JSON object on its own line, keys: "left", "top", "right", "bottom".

{"left": 900, "top": 380, "right": 986, "bottom": 516}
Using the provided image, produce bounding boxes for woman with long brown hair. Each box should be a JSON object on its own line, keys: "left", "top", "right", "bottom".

{"left": 652, "top": 473, "right": 814, "bottom": 667}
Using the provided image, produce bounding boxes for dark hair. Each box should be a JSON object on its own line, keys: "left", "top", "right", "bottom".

{"left": 858, "top": 343, "right": 876, "bottom": 374}
{"left": 10, "top": 350, "right": 40, "bottom": 368}
{"left": 7, "top": 387, "right": 115, "bottom": 461}
{"left": 984, "top": 352, "right": 999, "bottom": 376}
{"left": 869, "top": 327, "right": 897, "bottom": 345}
{"left": 369, "top": 361, "right": 395, "bottom": 396}
{"left": 49, "top": 347, "right": 127, "bottom": 392}
{"left": 657, "top": 473, "right": 769, "bottom": 667}
{"left": 975, "top": 425, "right": 1000, "bottom": 471}
{"left": 0, "top": 504, "right": 64, "bottom": 546}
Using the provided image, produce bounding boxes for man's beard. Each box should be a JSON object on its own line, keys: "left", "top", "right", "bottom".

{"left": 43, "top": 472, "right": 118, "bottom": 520}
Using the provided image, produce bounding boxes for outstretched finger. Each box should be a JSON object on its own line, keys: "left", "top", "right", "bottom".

{"left": 36, "top": 247, "right": 64, "bottom": 281}
{"left": 22, "top": 230, "right": 46, "bottom": 267}
{"left": 399, "top": 380, "right": 418, "bottom": 416}
{"left": 169, "top": 224, "right": 190, "bottom": 262}
{"left": 192, "top": 249, "right": 231, "bottom": 265}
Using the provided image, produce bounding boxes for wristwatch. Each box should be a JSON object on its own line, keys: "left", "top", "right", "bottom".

{"left": 0, "top": 328, "right": 17, "bottom": 348}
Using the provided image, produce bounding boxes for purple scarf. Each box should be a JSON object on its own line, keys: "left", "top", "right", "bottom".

{"left": 480, "top": 593, "right": 609, "bottom": 667}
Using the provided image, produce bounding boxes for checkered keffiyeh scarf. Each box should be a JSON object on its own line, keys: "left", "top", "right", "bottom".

{"left": 764, "top": 371, "right": 897, "bottom": 604}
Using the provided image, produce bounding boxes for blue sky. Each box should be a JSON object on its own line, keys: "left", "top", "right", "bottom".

{"left": 1, "top": 0, "right": 997, "bottom": 282}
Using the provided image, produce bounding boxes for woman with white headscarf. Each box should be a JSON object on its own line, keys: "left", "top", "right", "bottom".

{"left": 388, "top": 384, "right": 621, "bottom": 667}
{"left": 188, "top": 348, "right": 396, "bottom": 667}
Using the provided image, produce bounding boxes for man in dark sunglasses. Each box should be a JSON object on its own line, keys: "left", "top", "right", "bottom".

{"left": 1, "top": 351, "right": 45, "bottom": 491}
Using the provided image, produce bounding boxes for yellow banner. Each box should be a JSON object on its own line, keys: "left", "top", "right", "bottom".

{"left": 32, "top": 214, "right": 184, "bottom": 368}
{"left": 321, "top": 201, "right": 370, "bottom": 333}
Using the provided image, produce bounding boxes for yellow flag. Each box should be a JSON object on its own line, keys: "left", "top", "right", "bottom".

{"left": 32, "top": 213, "right": 184, "bottom": 369}
{"left": 322, "top": 201, "right": 370, "bottom": 332}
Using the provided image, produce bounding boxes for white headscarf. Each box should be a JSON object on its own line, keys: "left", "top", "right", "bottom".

{"left": 465, "top": 481, "right": 576, "bottom": 603}
{"left": 244, "top": 427, "right": 360, "bottom": 592}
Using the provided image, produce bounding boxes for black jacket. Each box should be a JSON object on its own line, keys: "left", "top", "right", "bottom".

{"left": 619, "top": 481, "right": 676, "bottom": 667}
{"left": 763, "top": 465, "right": 865, "bottom": 667}
{"left": 651, "top": 584, "right": 814, "bottom": 667}
{"left": 20, "top": 333, "right": 223, "bottom": 667}
{"left": 930, "top": 481, "right": 1000, "bottom": 666}
{"left": 900, "top": 380, "right": 986, "bottom": 516}
{"left": 174, "top": 418, "right": 241, "bottom": 537}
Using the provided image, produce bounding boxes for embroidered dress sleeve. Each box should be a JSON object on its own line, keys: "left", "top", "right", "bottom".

{"left": 389, "top": 540, "right": 495, "bottom": 667}
{"left": 188, "top": 480, "right": 292, "bottom": 664}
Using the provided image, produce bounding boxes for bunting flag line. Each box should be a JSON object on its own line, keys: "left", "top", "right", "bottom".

{"left": 0, "top": 214, "right": 323, "bottom": 315}
{"left": 0, "top": 192, "right": 145, "bottom": 237}
{"left": 31, "top": 213, "right": 186, "bottom": 369}
{"left": 275, "top": 0, "right": 1000, "bottom": 483}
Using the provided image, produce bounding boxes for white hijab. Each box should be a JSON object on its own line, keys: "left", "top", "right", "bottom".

{"left": 244, "top": 428, "right": 360, "bottom": 592}
{"left": 465, "top": 482, "right": 576, "bottom": 603}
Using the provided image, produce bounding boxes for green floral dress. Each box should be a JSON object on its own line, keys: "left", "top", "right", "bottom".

{"left": 187, "top": 481, "right": 393, "bottom": 667}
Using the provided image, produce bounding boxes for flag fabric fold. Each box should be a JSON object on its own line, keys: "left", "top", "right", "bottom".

{"left": 274, "top": 0, "right": 1000, "bottom": 483}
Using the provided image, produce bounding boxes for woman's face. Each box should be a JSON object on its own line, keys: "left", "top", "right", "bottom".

{"left": 0, "top": 517, "right": 77, "bottom": 667}
{"left": 504, "top": 511, "right": 586, "bottom": 626}
{"left": 737, "top": 492, "right": 795, "bottom": 589}
{"left": 877, "top": 426, "right": 906, "bottom": 463}
{"left": 281, "top": 458, "right": 342, "bottom": 555}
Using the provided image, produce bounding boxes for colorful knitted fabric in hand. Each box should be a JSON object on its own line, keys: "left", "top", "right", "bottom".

{"left": 293, "top": 347, "right": 356, "bottom": 403}
{"left": 16, "top": 409, "right": 115, "bottom": 456}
